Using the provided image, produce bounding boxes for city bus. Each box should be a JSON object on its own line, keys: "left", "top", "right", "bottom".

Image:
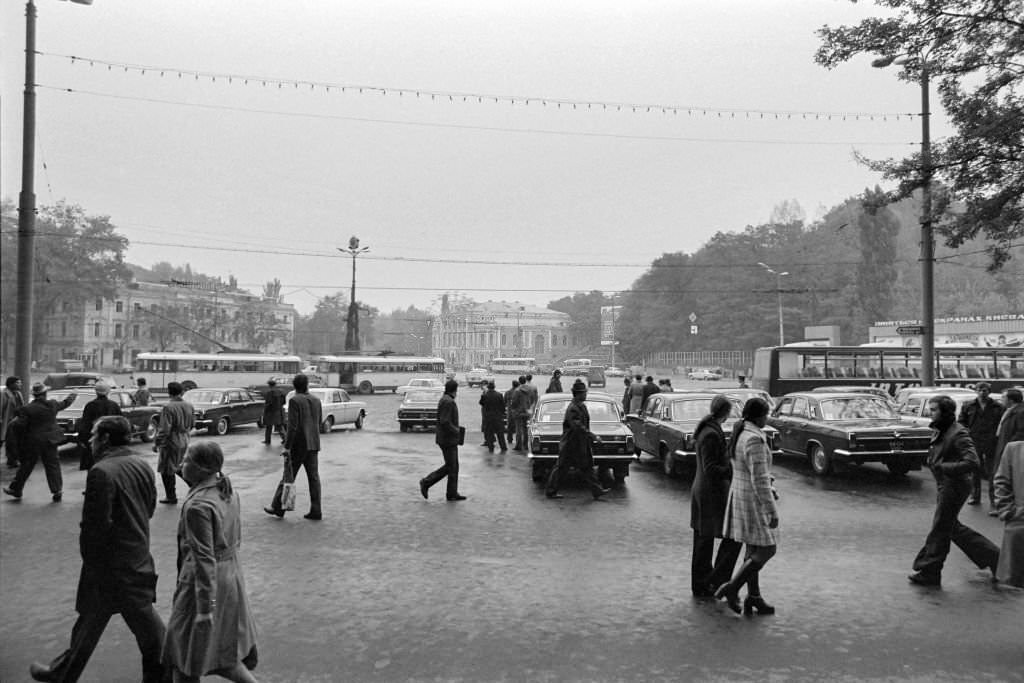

{"left": 314, "top": 354, "right": 446, "bottom": 394}
{"left": 752, "top": 345, "right": 1024, "bottom": 397}
{"left": 134, "top": 352, "right": 303, "bottom": 391}
{"left": 559, "top": 358, "right": 593, "bottom": 376}
{"left": 490, "top": 357, "right": 536, "bottom": 375}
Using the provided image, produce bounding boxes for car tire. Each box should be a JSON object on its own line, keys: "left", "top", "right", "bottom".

{"left": 660, "top": 444, "right": 674, "bottom": 476}
{"left": 321, "top": 415, "right": 334, "bottom": 434}
{"left": 141, "top": 416, "right": 158, "bottom": 443}
{"left": 211, "top": 417, "right": 229, "bottom": 436}
{"left": 886, "top": 460, "right": 912, "bottom": 476}
{"left": 810, "top": 443, "right": 833, "bottom": 476}
{"left": 613, "top": 465, "right": 629, "bottom": 483}
{"left": 355, "top": 413, "right": 364, "bottom": 430}
{"left": 400, "top": 423, "right": 409, "bottom": 433}
{"left": 531, "top": 461, "right": 548, "bottom": 483}
{"left": 358, "top": 380, "right": 373, "bottom": 395}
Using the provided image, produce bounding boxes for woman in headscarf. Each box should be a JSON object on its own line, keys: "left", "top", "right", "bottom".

{"left": 716, "top": 397, "right": 778, "bottom": 615}
{"left": 163, "top": 441, "right": 259, "bottom": 682}
{"left": 690, "top": 395, "right": 742, "bottom": 597}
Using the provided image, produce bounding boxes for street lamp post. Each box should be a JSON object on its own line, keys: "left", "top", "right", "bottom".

{"left": 872, "top": 54, "right": 935, "bottom": 386}
{"left": 758, "top": 263, "right": 789, "bottom": 345}
{"left": 338, "top": 236, "right": 369, "bottom": 351}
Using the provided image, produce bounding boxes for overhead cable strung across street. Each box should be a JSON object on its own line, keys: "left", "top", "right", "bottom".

{"left": 39, "top": 51, "right": 916, "bottom": 122}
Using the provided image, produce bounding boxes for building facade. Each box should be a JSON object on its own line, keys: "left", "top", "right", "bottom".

{"left": 431, "top": 298, "right": 585, "bottom": 370}
{"left": 36, "top": 280, "right": 297, "bottom": 371}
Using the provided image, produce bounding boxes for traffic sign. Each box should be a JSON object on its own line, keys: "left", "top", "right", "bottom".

{"left": 896, "top": 325, "right": 925, "bottom": 336}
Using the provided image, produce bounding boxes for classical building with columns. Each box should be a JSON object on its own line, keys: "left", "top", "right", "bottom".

{"left": 431, "top": 297, "right": 585, "bottom": 370}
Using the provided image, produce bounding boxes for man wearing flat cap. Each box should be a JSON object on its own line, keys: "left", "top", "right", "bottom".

{"left": 958, "top": 381, "right": 1003, "bottom": 506}
{"left": 77, "top": 382, "right": 122, "bottom": 471}
{"left": 545, "top": 379, "right": 611, "bottom": 500}
{"left": 3, "top": 383, "right": 77, "bottom": 501}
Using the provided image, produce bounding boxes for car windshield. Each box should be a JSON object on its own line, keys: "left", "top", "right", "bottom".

{"left": 669, "top": 398, "right": 742, "bottom": 421}
{"left": 405, "top": 390, "right": 440, "bottom": 402}
{"left": 410, "top": 379, "right": 437, "bottom": 387}
{"left": 536, "top": 399, "right": 620, "bottom": 422}
{"left": 48, "top": 391, "right": 89, "bottom": 409}
{"left": 184, "top": 390, "right": 224, "bottom": 404}
{"left": 818, "top": 397, "right": 896, "bottom": 420}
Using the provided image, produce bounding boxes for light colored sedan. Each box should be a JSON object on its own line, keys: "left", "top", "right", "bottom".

{"left": 687, "top": 369, "right": 722, "bottom": 381}
{"left": 286, "top": 387, "right": 367, "bottom": 432}
{"left": 396, "top": 377, "right": 444, "bottom": 395}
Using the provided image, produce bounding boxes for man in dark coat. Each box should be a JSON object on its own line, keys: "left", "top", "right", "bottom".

{"left": 266, "top": 373, "right": 324, "bottom": 520}
{"left": 504, "top": 380, "right": 520, "bottom": 446}
{"left": 958, "top": 382, "right": 1004, "bottom": 505}
{"left": 479, "top": 381, "right": 507, "bottom": 453}
{"left": 641, "top": 375, "right": 661, "bottom": 412}
{"left": 621, "top": 376, "right": 632, "bottom": 416}
{"left": 262, "top": 377, "right": 287, "bottom": 445}
{"left": 77, "top": 382, "right": 122, "bottom": 471}
{"left": 992, "top": 388, "right": 1024, "bottom": 516}
{"left": 909, "top": 395, "right": 1000, "bottom": 586}
{"left": 28, "top": 416, "right": 166, "bottom": 683}
{"left": 545, "top": 379, "right": 610, "bottom": 500}
{"left": 545, "top": 369, "right": 563, "bottom": 394}
{"left": 4, "top": 383, "right": 76, "bottom": 502}
{"left": 420, "top": 379, "right": 466, "bottom": 501}
{"left": 133, "top": 378, "right": 151, "bottom": 407}
{"left": 1, "top": 375, "right": 25, "bottom": 468}
{"left": 509, "top": 380, "right": 532, "bottom": 452}
{"left": 690, "top": 395, "right": 742, "bottom": 597}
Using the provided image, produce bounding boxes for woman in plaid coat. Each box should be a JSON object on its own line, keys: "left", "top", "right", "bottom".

{"left": 716, "top": 397, "right": 778, "bottom": 615}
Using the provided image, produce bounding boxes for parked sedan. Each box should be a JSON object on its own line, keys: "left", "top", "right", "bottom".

{"left": 894, "top": 388, "right": 979, "bottom": 427}
{"left": 627, "top": 392, "right": 779, "bottom": 477}
{"left": 52, "top": 388, "right": 161, "bottom": 444}
{"left": 185, "top": 388, "right": 265, "bottom": 435}
{"left": 687, "top": 368, "right": 722, "bottom": 381}
{"left": 286, "top": 387, "right": 367, "bottom": 432}
{"left": 527, "top": 392, "right": 636, "bottom": 484}
{"left": 397, "top": 389, "right": 444, "bottom": 432}
{"left": 769, "top": 392, "right": 933, "bottom": 476}
{"left": 396, "top": 377, "right": 444, "bottom": 395}
{"left": 465, "top": 368, "right": 494, "bottom": 388}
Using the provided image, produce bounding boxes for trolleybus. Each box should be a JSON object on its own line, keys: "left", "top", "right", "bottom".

{"left": 134, "top": 352, "right": 303, "bottom": 391}
{"left": 314, "top": 354, "right": 446, "bottom": 394}
{"left": 752, "top": 345, "right": 1024, "bottom": 397}
{"left": 490, "top": 357, "right": 536, "bottom": 375}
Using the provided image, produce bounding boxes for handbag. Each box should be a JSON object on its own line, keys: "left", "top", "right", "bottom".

{"left": 280, "top": 453, "right": 297, "bottom": 512}
{"left": 458, "top": 426, "right": 466, "bottom": 446}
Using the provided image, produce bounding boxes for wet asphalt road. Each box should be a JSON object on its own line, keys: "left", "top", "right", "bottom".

{"left": 1, "top": 383, "right": 1022, "bottom": 682}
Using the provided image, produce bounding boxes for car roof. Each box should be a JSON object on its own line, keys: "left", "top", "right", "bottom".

{"left": 781, "top": 392, "right": 891, "bottom": 400}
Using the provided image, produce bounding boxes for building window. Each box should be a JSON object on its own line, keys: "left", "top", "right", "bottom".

{"left": 132, "top": 324, "right": 140, "bottom": 339}
{"left": 501, "top": 334, "right": 507, "bottom": 345}
{"left": 115, "top": 301, "right": 124, "bottom": 313}
{"left": 134, "top": 302, "right": 142, "bottom": 311}
{"left": 115, "top": 324, "right": 123, "bottom": 339}
{"left": 95, "top": 298, "right": 103, "bottom": 311}
{"left": 93, "top": 322, "right": 100, "bottom": 337}
{"left": 62, "top": 301, "right": 71, "bottom": 313}
{"left": 61, "top": 321, "right": 67, "bottom": 336}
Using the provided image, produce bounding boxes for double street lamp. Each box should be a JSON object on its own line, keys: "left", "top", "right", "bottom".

{"left": 338, "top": 236, "right": 369, "bottom": 351}
{"left": 872, "top": 52, "right": 935, "bottom": 387}
{"left": 758, "top": 262, "right": 789, "bottom": 346}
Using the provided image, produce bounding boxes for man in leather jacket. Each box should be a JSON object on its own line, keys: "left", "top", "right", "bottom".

{"left": 909, "top": 395, "right": 1000, "bottom": 586}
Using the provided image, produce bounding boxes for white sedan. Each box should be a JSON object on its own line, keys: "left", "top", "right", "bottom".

{"left": 286, "top": 387, "right": 367, "bottom": 432}
{"left": 396, "top": 377, "right": 444, "bottom": 395}
{"left": 687, "top": 369, "right": 723, "bottom": 381}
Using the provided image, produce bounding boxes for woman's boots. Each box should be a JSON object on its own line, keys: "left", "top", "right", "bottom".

{"left": 714, "top": 558, "right": 774, "bottom": 615}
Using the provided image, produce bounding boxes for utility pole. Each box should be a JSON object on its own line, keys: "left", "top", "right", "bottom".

{"left": 14, "top": 0, "right": 38, "bottom": 398}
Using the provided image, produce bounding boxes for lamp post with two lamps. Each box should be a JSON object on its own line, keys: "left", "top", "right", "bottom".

{"left": 758, "top": 263, "right": 789, "bottom": 346}
{"left": 338, "top": 237, "right": 369, "bottom": 351}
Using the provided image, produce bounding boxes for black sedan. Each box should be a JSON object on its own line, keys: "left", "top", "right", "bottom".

{"left": 769, "top": 391, "right": 933, "bottom": 476}
{"left": 527, "top": 392, "right": 636, "bottom": 484}
{"left": 397, "top": 389, "right": 444, "bottom": 432}
{"left": 52, "top": 388, "right": 161, "bottom": 444}
{"left": 627, "top": 391, "right": 779, "bottom": 477}
{"left": 184, "top": 388, "right": 265, "bottom": 435}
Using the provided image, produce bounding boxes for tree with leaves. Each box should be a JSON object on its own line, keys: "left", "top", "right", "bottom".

{"left": 816, "top": 0, "right": 1023, "bottom": 268}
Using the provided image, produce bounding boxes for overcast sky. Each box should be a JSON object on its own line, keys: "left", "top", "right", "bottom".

{"left": 1, "top": 0, "right": 949, "bottom": 316}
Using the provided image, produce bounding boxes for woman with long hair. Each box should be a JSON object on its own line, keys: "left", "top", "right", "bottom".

{"left": 716, "top": 397, "right": 778, "bottom": 615}
{"left": 690, "top": 395, "right": 742, "bottom": 597}
{"left": 163, "top": 441, "right": 259, "bottom": 682}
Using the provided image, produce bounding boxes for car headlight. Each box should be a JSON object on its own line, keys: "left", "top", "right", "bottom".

{"left": 849, "top": 433, "right": 858, "bottom": 447}
{"left": 531, "top": 436, "right": 541, "bottom": 452}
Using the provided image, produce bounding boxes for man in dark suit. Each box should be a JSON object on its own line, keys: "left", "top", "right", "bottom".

{"left": 958, "top": 382, "right": 1004, "bottom": 505}
{"left": 28, "top": 416, "right": 166, "bottom": 683}
{"left": 545, "top": 379, "right": 610, "bottom": 500}
{"left": 4, "top": 383, "right": 76, "bottom": 502}
{"left": 504, "top": 380, "right": 520, "bottom": 447}
{"left": 261, "top": 377, "right": 287, "bottom": 445}
{"left": 641, "top": 375, "right": 661, "bottom": 413}
{"left": 992, "top": 388, "right": 1024, "bottom": 516}
{"left": 1, "top": 375, "right": 25, "bottom": 469}
{"left": 265, "top": 373, "right": 323, "bottom": 520}
{"left": 479, "top": 381, "right": 507, "bottom": 453}
{"left": 420, "top": 379, "right": 466, "bottom": 501}
{"left": 76, "top": 382, "right": 122, "bottom": 471}
{"left": 909, "top": 395, "right": 1000, "bottom": 586}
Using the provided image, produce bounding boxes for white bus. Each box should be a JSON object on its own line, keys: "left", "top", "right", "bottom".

{"left": 135, "top": 352, "right": 303, "bottom": 391}
{"left": 490, "top": 357, "right": 536, "bottom": 375}
{"left": 315, "top": 354, "right": 446, "bottom": 394}
{"left": 559, "top": 358, "right": 593, "bottom": 376}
